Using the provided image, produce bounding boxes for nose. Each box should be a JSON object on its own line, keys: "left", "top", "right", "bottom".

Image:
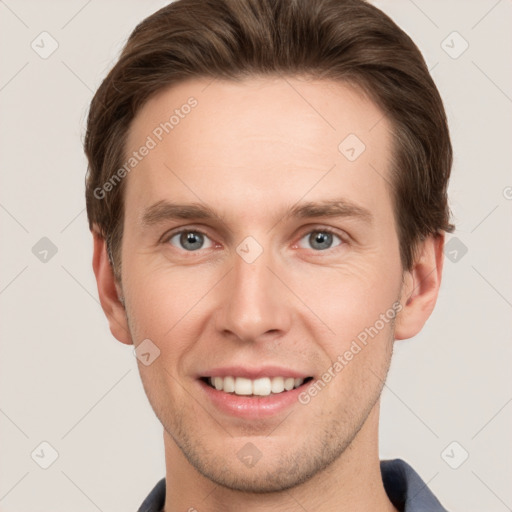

{"left": 215, "top": 244, "right": 292, "bottom": 343}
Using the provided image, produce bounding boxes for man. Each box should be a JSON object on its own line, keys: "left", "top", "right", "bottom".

{"left": 85, "top": 0, "right": 453, "bottom": 510}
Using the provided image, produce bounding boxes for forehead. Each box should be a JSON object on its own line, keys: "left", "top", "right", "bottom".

{"left": 123, "top": 76, "right": 394, "bottom": 223}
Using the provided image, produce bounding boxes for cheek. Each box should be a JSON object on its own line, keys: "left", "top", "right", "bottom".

{"left": 287, "top": 258, "right": 402, "bottom": 344}
{"left": 122, "top": 258, "right": 220, "bottom": 350}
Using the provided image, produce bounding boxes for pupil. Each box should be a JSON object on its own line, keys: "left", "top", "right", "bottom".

{"left": 311, "top": 232, "right": 332, "bottom": 250}
{"left": 181, "top": 232, "right": 203, "bottom": 250}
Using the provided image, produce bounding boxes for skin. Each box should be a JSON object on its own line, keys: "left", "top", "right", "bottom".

{"left": 92, "top": 76, "right": 444, "bottom": 512}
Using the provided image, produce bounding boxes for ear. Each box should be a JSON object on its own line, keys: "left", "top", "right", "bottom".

{"left": 394, "top": 233, "right": 445, "bottom": 340}
{"left": 91, "top": 228, "right": 132, "bottom": 345}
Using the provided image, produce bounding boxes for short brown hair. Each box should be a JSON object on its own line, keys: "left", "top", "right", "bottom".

{"left": 84, "top": 0, "right": 454, "bottom": 277}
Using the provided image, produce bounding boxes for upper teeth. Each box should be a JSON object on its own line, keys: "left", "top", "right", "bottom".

{"left": 208, "top": 376, "right": 305, "bottom": 396}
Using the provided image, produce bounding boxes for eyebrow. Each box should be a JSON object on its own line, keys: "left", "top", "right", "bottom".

{"left": 286, "top": 199, "right": 372, "bottom": 223}
{"left": 141, "top": 198, "right": 373, "bottom": 227}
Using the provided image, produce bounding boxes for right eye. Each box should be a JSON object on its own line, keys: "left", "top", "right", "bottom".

{"left": 166, "top": 230, "right": 214, "bottom": 252}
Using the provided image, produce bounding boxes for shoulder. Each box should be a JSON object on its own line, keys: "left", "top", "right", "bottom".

{"left": 137, "top": 478, "right": 166, "bottom": 512}
{"left": 381, "top": 459, "right": 450, "bottom": 512}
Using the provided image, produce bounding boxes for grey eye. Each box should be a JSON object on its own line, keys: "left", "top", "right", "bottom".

{"left": 169, "top": 231, "right": 213, "bottom": 251}
{"left": 298, "top": 230, "right": 342, "bottom": 251}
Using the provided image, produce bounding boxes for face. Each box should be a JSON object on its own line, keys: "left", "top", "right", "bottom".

{"left": 111, "top": 77, "right": 410, "bottom": 491}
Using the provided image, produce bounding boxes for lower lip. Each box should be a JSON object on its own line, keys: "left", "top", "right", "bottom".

{"left": 198, "top": 379, "right": 309, "bottom": 419}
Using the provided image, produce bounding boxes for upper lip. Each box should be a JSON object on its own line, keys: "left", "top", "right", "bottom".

{"left": 198, "top": 366, "right": 312, "bottom": 379}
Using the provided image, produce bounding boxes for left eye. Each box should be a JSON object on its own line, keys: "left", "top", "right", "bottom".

{"left": 297, "top": 230, "right": 343, "bottom": 251}
{"left": 168, "top": 230, "right": 214, "bottom": 251}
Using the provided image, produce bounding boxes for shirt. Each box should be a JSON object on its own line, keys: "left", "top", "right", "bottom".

{"left": 137, "top": 458, "right": 449, "bottom": 512}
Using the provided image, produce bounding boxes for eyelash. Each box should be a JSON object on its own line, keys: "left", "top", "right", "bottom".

{"left": 162, "top": 226, "right": 347, "bottom": 254}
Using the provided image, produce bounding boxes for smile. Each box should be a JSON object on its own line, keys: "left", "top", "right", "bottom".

{"left": 202, "top": 376, "right": 313, "bottom": 397}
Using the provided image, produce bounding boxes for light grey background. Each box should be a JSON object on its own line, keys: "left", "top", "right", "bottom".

{"left": 0, "top": 1, "right": 511, "bottom": 511}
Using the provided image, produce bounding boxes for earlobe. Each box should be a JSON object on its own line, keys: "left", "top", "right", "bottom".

{"left": 394, "top": 233, "right": 445, "bottom": 340}
{"left": 91, "top": 229, "right": 132, "bottom": 345}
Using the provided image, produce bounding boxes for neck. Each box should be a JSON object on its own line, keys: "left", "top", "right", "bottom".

{"left": 163, "top": 402, "right": 397, "bottom": 512}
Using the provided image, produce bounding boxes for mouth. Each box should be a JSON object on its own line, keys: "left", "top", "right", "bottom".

{"left": 200, "top": 375, "right": 314, "bottom": 397}
{"left": 196, "top": 366, "right": 316, "bottom": 418}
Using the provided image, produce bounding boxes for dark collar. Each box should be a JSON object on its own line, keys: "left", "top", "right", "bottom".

{"left": 137, "top": 458, "right": 449, "bottom": 511}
